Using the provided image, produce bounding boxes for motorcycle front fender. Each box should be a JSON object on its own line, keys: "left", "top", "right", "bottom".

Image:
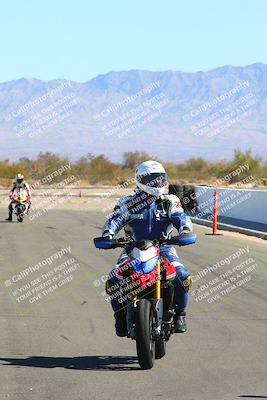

{"left": 151, "top": 298, "right": 163, "bottom": 335}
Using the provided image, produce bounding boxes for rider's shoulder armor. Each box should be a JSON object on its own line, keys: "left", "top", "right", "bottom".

{"left": 111, "top": 194, "right": 134, "bottom": 216}
{"left": 160, "top": 194, "right": 184, "bottom": 214}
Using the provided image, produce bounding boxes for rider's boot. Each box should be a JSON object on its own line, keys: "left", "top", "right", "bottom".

{"left": 163, "top": 310, "right": 175, "bottom": 324}
{"left": 26, "top": 202, "right": 31, "bottom": 215}
{"left": 5, "top": 210, "right": 12, "bottom": 221}
{"left": 114, "top": 310, "right": 127, "bottom": 337}
{"left": 174, "top": 310, "right": 187, "bottom": 333}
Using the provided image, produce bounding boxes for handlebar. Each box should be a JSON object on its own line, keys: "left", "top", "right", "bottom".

{"left": 93, "top": 232, "right": 197, "bottom": 250}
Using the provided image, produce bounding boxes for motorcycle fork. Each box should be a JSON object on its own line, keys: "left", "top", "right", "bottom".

{"left": 155, "top": 259, "right": 161, "bottom": 299}
{"left": 127, "top": 268, "right": 137, "bottom": 338}
{"left": 153, "top": 259, "right": 163, "bottom": 337}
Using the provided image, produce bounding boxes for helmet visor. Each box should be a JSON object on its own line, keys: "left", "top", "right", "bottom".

{"left": 137, "top": 172, "right": 168, "bottom": 188}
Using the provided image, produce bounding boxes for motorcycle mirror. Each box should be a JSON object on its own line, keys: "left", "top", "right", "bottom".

{"left": 94, "top": 237, "right": 114, "bottom": 249}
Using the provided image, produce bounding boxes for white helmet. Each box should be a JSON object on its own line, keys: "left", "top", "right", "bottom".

{"left": 135, "top": 160, "right": 168, "bottom": 197}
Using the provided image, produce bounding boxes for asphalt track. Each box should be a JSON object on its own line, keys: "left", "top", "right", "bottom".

{"left": 0, "top": 208, "right": 266, "bottom": 400}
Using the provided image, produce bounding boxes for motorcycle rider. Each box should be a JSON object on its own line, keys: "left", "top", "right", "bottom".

{"left": 6, "top": 173, "right": 32, "bottom": 221}
{"left": 102, "top": 160, "right": 193, "bottom": 337}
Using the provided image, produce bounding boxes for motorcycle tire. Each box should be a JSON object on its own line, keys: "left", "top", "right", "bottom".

{"left": 135, "top": 299, "right": 155, "bottom": 370}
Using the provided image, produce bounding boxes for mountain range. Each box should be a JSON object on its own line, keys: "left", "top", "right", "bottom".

{"left": 1, "top": 63, "right": 267, "bottom": 162}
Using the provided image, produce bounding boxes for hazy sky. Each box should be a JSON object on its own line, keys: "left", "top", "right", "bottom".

{"left": 1, "top": 0, "right": 266, "bottom": 82}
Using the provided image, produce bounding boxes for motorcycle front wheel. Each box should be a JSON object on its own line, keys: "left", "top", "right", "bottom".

{"left": 135, "top": 299, "right": 155, "bottom": 370}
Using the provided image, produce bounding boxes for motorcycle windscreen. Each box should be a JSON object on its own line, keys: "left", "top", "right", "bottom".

{"left": 132, "top": 246, "right": 159, "bottom": 274}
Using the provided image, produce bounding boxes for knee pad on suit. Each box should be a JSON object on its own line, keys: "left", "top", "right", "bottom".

{"left": 182, "top": 275, "right": 192, "bottom": 292}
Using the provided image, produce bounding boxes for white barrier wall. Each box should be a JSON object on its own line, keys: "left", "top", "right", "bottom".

{"left": 194, "top": 186, "right": 267, "bottom": 225}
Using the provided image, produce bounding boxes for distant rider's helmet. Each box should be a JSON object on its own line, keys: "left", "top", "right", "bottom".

{"left": 15, "top": 173, "right": 24, "bottom": 185}
{"left": 135, "top": 160, "right": 168, "bottom": 197}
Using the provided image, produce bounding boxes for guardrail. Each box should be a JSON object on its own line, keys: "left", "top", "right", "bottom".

{"left": 169, "top": 184, "right": 267, "bottom": 237}
{"left": 194, "top": 186, "right": 267, "bottom": 225}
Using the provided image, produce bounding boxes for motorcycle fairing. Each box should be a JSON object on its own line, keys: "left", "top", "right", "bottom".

{"left": 115, "top": 254, "right": 176, "bottom": 287}
{"left": 132, "top": 256, "right": 159, "bottom": 275}
{"left": 161, "top": 258, "right": 177, "bottom": 280}
{"left": 115, "top": 256, "right": 159, "bottom": 287}
{"left": 115, "top": 257, "right": 132, "bottom": 280}
{"left": 131, "top": 245, "right": 160, "bottom": 274}
{"left": 131, "top": 268, "right": 158, "bottom": 288}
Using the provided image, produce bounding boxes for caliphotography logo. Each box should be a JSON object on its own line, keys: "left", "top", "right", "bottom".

{"left": 0, "top": 1, "right": 266, "bottom": 399}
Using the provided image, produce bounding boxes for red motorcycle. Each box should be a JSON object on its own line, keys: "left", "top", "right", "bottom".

{"left": 94, "top": 232, "right": 196, "bottom": 370}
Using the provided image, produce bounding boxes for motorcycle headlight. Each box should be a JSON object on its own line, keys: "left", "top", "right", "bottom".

{"left": 132, "top": 257, "right": 159, "bottom": 274}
